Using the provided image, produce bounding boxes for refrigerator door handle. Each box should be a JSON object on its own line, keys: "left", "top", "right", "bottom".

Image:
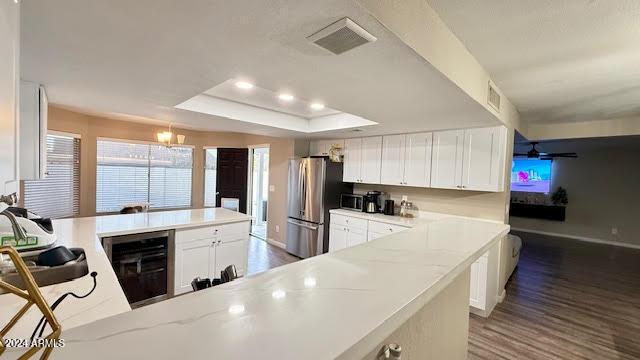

{"left": 298, "top": 161, "right": 304, "bottom": 214}
{"left": 287, "top": 219, "right": 318, "bottom": 231}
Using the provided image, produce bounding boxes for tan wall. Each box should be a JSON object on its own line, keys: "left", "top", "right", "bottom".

{"left": 48, "top": 106, "right": 294, "bottom": 245}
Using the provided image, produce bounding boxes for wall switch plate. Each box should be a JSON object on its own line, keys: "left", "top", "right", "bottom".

{"left": 275, "top": 225, "right": 280, "bottom": 233}
{"left": 269, "top": 185, "right": 275, "bottom": 192}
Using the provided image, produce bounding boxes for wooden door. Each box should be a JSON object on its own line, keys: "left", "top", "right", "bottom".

{"left": 216, "top": 148, "right": 248, "bottom": 213}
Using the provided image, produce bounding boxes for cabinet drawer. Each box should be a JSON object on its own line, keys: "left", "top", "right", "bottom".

{"left": 368, "top": 221, "right": 409, "bottom": 235}
{"left": 175, "top": 225, "right": 218, "bottom": 243}
{"left": 331, "top": 214, "right": 367, "bottom": 230}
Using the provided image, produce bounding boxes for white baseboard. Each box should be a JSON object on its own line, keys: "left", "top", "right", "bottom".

{"left": 266, "top": 238, "right": 286, "bottom": 249}
{"left": 510, "top": 227, "right": 640, "bottom": 250}
{"left": 497, "top": 289, "right": 506, "bottom": 303}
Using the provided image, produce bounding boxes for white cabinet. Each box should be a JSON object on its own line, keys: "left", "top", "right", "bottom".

{"left": 404, "top": 132, "right": 433, "bottom": 187}
{"left": 461, "top": 126, "right": 506, "bottom": 192}
{"left": 347, "top": 227, "right": 367, "bottom": 247}
{"left": 343, "top": 137, "right": 382, "bottom": 184}
{"left": 432, "top": 127, "right": 505, "bottom": 192}
{"left": 343, "top": 138, "right": 362, "bottom": 183}
{"left": 469, "top": 256, "right": 488, "bottom": 309}
{"left": 380, "top": 133, "right": 433, "bottom": 187}
{"left": 431, "top": 129, "right": 464, "bottom": 190}
{"left": 309, "top": 139, "right": 344, "bottom": 156}
{"left": 367, "top": 221, "right": 409, "bottom": 241}
{"left": 174, "top": 221, "right": 250, "bottom": 295}
{"left": 0, "top": 3, "right": 20, "bottom": 195}
{"left": 175, "top": 238, "right": 215, "bottom": 295}
{"left": 380, "top": 134, "right": 406, "bottom": 185}
{"left": 329, "top": 225, "right": 348, "bottom": 252}
{"left": 361, "top": 137, "right": 382, "bottom": 184}
{"left": 19, "top": 81, "right": 48, "bottom": 180}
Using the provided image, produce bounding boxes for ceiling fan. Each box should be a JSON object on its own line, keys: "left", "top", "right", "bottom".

{"left": 514, "top": 142, "right": 578, "bottom": 159}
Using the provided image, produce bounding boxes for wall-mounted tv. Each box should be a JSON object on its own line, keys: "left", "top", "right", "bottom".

{"left": 511, "top": 159, "right": 552, "bottom": 193}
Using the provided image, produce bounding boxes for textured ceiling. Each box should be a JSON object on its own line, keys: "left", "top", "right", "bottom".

{"left": 427, "top": 0, "right": 640, "bottom": 124}
{"left": 21, "top": 0, "right": 499, "bottom": 138}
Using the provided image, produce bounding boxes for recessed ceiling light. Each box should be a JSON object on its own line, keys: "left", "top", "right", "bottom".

{"left": 278, "top": 93, "right": 295, "bottom": 102}
{"left": 310, "top": 103, "right": 325, "bottom": 110}
{"left": 235, "top": 81, "right": 254, "bottom": 90}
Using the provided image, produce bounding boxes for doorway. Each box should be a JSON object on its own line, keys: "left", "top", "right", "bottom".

{"left": 215, "top": 148, "right": 249, "bottom": 213}
{"left": 249, "top": 146, "right": 269, "bottom": 240}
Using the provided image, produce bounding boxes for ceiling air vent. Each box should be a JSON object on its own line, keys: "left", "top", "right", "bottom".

{"left": 307, "top": 17, "right": 377, "bottom": 55}
{"left": 487, "top": 82, "right": 501, "bottom": 112}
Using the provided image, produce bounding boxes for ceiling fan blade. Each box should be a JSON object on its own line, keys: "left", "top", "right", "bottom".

{"left": 548, "top": 153, "right": 578, "bottom": 158}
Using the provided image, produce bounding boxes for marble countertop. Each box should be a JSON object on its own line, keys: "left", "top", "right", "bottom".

{"left": 329, "top": 208, "right": 448, "bottom": 227}
{"left": 43, "top": 217, "right": 509, "bottom": 360}
{"left": 0, "top": 208, "right": 252, "bottom": 341}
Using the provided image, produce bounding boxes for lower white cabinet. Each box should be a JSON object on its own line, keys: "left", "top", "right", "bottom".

{"left": 174, "top": 221, "right": 250, "bottom": 295}
{"left": 469, "top": 256, "right": 488, "bottom": 310}
{"left": 329, "top": 214, "right": 409, "bottom": 252}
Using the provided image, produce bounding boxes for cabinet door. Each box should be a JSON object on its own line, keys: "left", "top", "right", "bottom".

{"left": 309, "top": 141, "right": 323, "bottom": 156}
{"left": 347, "top": 227, "right": 367, "bottom": 247}
{"left": 462, "top": 126, "right": 506, "bottom": 192}
{"left": 380, "top": 134, "right": 406, "bottom": 186}
{"left": 367, "top": 231, "right": 385, "bottom": 242}
{"left": 431, "top": 130, "right": 464, "bottom": 190}
{"left": 174, "top": 238, "right": 215, "bottom": 295}
{"left": 343, "top": 138, "right": 362, "bottom": 183}
{"left": 469, "top": 258, "right": 488, "bottom": 310}
{"left": 360, "top": 136, "right": 382, "bottom": 184}
{"left": 404, "top": 132, "right": 433, "bottom": 187}
{"left": 215, "top": 239, "right": 249, "bottom": 277}
{"left": 329, "top": 225, "right": 348, "bottom": 252}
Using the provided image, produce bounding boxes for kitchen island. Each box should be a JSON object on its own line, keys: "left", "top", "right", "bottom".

{"left": 10, "top": 214, "right": 508, "bottom": 359}
{"left": 0, "top": 208, "right": 252, "bottom": 343}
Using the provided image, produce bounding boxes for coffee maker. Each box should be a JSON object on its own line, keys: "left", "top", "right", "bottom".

{"left": 364, "top": 191, "right": 382, "bottom": 213}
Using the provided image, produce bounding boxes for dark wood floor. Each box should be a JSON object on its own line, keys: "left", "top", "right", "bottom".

{"left": 246, "top": 236, "right": 298, "bottom": 276}
{"left": 245, "top": 233, "right": 640, "bottom": 359}
{"left": 469, "top": 231, "right": 640, "bottom": 360}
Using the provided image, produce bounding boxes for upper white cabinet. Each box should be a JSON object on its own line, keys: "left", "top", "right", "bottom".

{"left": 344, "top": 126, "right": 506, "bottom": 192}
{"left": 343, "top": 138, "right": 362, "bottom": 183}
{"left": 432, "top": 126, "right": 506, "bottom": 192}
{"left": 343, "top": 137, "right": 382, "bottom": 184}
{"left": 0, "top": 2, "right": 20, "bottom": 195}
{"left": 461, "top": 126, "right": 506, "bottom": 192}
{"left": 309, "top": 139, "right": 344, "bottom": 157}
{"left": 19, "top": 81, "right": 48, "bottom": 180}
{"left": 431, "top": 129, "right": 464, "bottom": 190}
{"left": 381, "top": 132, "right": 433, "bottom": 187}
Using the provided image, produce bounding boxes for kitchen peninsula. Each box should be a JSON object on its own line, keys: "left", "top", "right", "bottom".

{"left": 4, "top": 212, "right": 508, "bottom": 359}
{"left": 0, "top": 208, "right": 252, "bottom": 341}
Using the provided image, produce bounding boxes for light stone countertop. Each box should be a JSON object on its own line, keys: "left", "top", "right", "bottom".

{"left": 38, "top": 216, "right": 509, "bottom": 360}
{"left": 0, "top": 208, "right": 252, "bottom": 342}
{"left": 329, "top": 208, "right": 449, "bottom": 227}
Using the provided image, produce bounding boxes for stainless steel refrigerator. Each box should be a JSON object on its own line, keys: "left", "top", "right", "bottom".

{"left": 286, "top": 157, "right": 352, "bottom": 258}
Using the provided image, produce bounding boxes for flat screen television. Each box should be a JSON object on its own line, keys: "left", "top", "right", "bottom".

{"left": 511, "top": 159, "right": 552, "bottom": 193}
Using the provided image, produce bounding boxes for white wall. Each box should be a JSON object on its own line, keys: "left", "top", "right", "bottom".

{"left": 510, "top": 138, "right": 640, "bottom": 247}
{"left": 0, "top": 0, "right": 20, "bottom": 195}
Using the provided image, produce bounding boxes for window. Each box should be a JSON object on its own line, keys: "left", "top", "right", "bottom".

{"left": 96, "top": 139, "right": 193, "bottom": 213}
{"left": 203, "top": 148, "right": 217, "bottom": 207}
{"left": 23, "top": 134, "right": 81, "bottom": 219}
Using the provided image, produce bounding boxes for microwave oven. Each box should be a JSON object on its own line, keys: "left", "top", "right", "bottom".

{"left": 340, "top": 194, "right": 364, "bottom": 212}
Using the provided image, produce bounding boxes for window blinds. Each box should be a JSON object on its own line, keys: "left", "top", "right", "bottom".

{"left": 23, "top": 134, "right": 81, "bottom": 219}
{"left": 203, "top": 148, "right": 217, "bottom": 207}
{"left": 96, "top": 140, "right": 193, "bottom": 213}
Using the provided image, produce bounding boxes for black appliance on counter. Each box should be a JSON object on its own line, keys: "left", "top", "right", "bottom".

{"left": 102, "top": 230, "right": 174, "bottom": 308}
{"left": 340, "top": 194, "right": 364, "bottom": 212}
{"left": 364, "top": 191, "right": 382, "bottom": 213}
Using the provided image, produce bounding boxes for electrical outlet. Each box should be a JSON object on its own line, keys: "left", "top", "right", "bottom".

{"left": 275, "top": 225, "right": 280, "bottom": 233}
{"left": 611, "top": 227, "right": 618, "bottom": 235}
